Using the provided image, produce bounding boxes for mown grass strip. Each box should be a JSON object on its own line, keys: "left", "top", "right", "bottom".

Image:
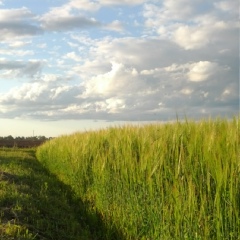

{"left": 0, "top": 148, "right": 98, "bottom": 240}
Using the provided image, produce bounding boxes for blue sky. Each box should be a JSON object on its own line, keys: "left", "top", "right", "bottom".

{"left": 0, "top": 0, "right": 239, "bottom": 137}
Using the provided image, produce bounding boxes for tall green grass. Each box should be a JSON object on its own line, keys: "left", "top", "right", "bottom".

{"left": 36, "top": 117, "right": 240, "bottom": 239}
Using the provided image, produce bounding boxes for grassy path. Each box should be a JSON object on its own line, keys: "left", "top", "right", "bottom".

{"left": 0, "top": 148, "right": 97, "bottom": 240}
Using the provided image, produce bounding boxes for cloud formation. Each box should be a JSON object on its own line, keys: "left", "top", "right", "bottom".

{"left": 0, "top": 7, "right": 43, "bottom": 41}
{"left": 0, "top": 60, "right": 43, "bottom": 78}
{"left": 41, "top": 15, "right": 100, "bottom": 31}
{"left": 0, "top": 0, "right": 238, "bottom": 123}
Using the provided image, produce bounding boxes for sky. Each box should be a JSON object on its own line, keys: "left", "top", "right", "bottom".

{"left": 0, "top": 0, "right": 239, "bottom": 137}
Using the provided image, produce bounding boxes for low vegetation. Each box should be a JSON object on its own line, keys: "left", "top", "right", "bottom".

{"left": 0, "top": 148, "right": 94, "bottom": 239}
{"left": 0, "top": 136, "right": 50, "bottom": 148}
{"left": 36, "top": 117, "right": 240, "bottom": 239}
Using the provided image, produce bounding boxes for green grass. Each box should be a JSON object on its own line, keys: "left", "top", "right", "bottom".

{"left": 36, "top": 117, "right": 240, "bottom": 239}
{"left": 1, "top": 117, "right": 239, "bottom": 239}
{"left": 0, "top": 148, "right": 99, "bottom": 239}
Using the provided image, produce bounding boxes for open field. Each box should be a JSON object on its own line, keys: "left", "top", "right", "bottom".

{"left": 36, "top": 117, "right": 240, "bottom": 239}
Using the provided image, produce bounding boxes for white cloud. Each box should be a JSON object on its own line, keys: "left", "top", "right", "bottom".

{"left": 37, "top": 43, "right": 47, "bottom": 49}
{"left": 0, "top": 82, "right": 48, "bottom": 102}
{"left": 0, "top": 60, "right": 43, "bottom": 79}
{"left": 39, "top": 1, "right": 101, "bottom": 31}
{"left": 42, "top": 0, "right": 99, "bottom": 18}
{"left": 51, "top": 85, "right": 72, "bottom": 99}
{"left": 143, "top": 1, "right": 238, "bottom": 50}
{"left": 104, "top": 20, "right": 125, "bottom": 32}
{"left": 214, "top": 0, "right": 239, "bottom": 14}
{"left": 0, "top": 7, "right": 33, "bottom": 21}
{"left": 105, "top": 98, "right": 126, "bottom": 113}
{"left": 187, "top": 61, "right": 218, "bottom": 82}
{"left": 173, "top": 24, "right": 210, "bottom": 50}
{"left": 143, "top": 0, "right": 199, "bottom": 29}
{"left": 0, "top": 48, "right": 33, "bottom": 56}
{"left": 73, "top": 97, "right": 126, "bottom": 114}
{"left": 41, "top": 74, "right": 71, "bottom": 82}
{"left": 70, "top": 34, "right": 98, "bottom": 46}
{"left": 39, "top": 0, "right": 148, "bottom": 32}
{"left": 99, "top": 0, "right": 146, "bottom": 5}
{"left": 68, "top": 0, "right": 100, "bottom": 12}
{"left": 140, "top": 68, "right": 162, "bottom": 75}
{"left": 81, "top": 62, "right": 142, "bottom": 98}
{"left": 71, "top": 58, "right": 111, "bottom": 80}
{"left": 215, "top": 82, "right": 239, "bottom": 103}
{"left": 41, "top": 15, "right": 100, "bottom": 31}
{"left": 164, "top": 61, "right": 223, "bottom": 82}
{"left": 180, "top": 88, "right": 193, "bottom": 95}
{"left": 163, "top": 0, "right": 196, "bottom": 18}
{"left": 7, "top": 40, "right": 32, "bottom": 48}
{"left": 0, "top": 78, "right": 83, "bottom": 112}
{"left": 0, "top": 7, "right": 42, "bottom": 40}
{"left": 67, "top": 37, "right": 185, "bottom": 95}
{"left": 63, "top": 52, "right": 82, "bottom": 62}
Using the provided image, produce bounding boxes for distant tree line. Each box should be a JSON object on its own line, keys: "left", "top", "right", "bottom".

{"left": 0, "top": 135, "right": 51, "bottom": 141}
{"left": 0, "top": 136, "right": 52, "bottom": 148}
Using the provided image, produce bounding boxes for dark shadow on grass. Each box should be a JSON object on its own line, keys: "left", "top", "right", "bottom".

{"left": 0, "top": 148, "right": 125, "bottom": 240}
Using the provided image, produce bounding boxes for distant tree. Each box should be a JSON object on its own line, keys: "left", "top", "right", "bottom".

{"left": 6, "top": 135, "right": 14, "bottom": 140}
{"left": 0, "top": 135, "right": 50, "bottom": 141}
{"left": 15, "top": 136, "right": 25, "bottom": 140}
{"left": 37, "top": 136, "right": 48, "bottom": 141}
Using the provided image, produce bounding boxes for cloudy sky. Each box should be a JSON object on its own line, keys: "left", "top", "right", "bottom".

{"left": 0, "top": 0, "right": 239, "bottom": 137}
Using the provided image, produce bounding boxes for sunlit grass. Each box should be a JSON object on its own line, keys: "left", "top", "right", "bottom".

{"left": 36, "top": 117, "right": 240, "bottom": 239}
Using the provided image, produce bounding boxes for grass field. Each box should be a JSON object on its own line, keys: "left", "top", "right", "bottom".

{"left": 0, "top": 117, "right": 239, "bottom": 239}
{"left": 36, "top": 117, "right": 240, "bottom": 239}
{"left": 0, "top": 148, "right": 96, "bottom": 239}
